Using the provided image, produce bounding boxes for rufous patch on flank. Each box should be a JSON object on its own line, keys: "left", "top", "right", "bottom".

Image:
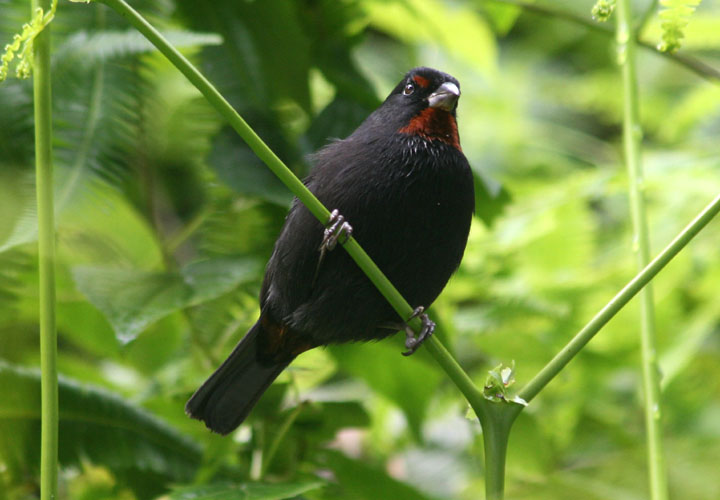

{"left": 412, "top": 75, "right": 430, "bottom": 88}
{"left": 260, "top": 314, "right": 315, "bottom": 362}
{"left": 399, "top": 107, "right": 461, "bottom": 151}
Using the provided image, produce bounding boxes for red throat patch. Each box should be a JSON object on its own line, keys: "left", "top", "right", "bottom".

{"left": 398, "top": 108, "right": 461, "bottom": 151}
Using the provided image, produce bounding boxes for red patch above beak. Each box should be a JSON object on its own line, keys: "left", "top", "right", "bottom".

{"left": 412, "top": 75, "right": 430, "bottom": 88}
{"left": 399, "top": 108, "right": 461, "bottom": 151}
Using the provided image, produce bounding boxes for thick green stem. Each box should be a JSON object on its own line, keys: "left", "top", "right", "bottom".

{"left": 476, "top": 404, "right": 517, "bottom": 500}
{"left": 32, "top": 0, "right": 58, "bottom": 498}
{"left": 616, "top": 1, "right": 668, "bottom": 499}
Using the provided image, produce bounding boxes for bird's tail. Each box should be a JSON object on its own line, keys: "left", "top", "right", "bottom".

{"left": 185, "top": 319, "right": 294, "bottom": 435}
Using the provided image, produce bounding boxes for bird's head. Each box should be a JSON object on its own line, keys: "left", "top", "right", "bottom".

{"left": 388, "top": 67, "right": 461, "bottom": 114}
{"left": 359, "top": 67, "right": 462, "bottom": 151}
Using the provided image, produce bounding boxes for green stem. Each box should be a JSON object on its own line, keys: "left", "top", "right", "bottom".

{"left": 476, "top": 403, "right": 517, "bottom": 500}
{"left": 32, "top": 0, "right": 57, "bottom": 498}
{"left": 616, "top": 1, "right": 668, "bottom": 499}
{"left": 425, "top": 337, "right": 524, "bottom": 499}
{"left": 518, "top": 191, "right": 720, "bottom": 404}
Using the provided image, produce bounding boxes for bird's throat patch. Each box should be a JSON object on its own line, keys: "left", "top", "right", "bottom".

{"left": 399, "top": 108, "right": 461, "bottom": 151}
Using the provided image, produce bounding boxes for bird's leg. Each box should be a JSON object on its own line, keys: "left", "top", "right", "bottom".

{"left": 314, "top": 209, "right": 353, "bottom": 286}
{"left": 320, "top": 209, "right": 353, "bottom": 252}
{"left": 401, "top": 306, "right": 435, "bottom": 356}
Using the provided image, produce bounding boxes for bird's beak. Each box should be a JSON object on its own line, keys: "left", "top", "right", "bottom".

{"left": 428, "top": 81, "right": 460, "bottom": 111}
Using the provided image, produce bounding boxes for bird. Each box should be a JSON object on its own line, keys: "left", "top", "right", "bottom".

{"left": 186, "top": 67, "right": 476, "bottom": 434}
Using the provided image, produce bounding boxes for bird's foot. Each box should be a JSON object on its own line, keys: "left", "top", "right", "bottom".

{"left": 320, "top": 209, "right": 353, "bottom": 252}
{"left": 314, "top": 210, "right": 353, "bottom": 287}
{"left": 401, "top": 306, "right": 435, "bottom": 356}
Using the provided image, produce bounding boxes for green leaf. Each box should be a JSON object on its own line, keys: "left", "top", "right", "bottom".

{"left": 0, "top": 171, "right": 37, "bottom": 253}
{"left": 329, "top": 339, "right": 442, "bottom": 440}
{"left": 479, "top": 3, "right": 523, "bottom": 35}
{"left": 209, "top": 128, "right": 294, "bottom": 207}
{"left": 365, "top": 0, "right": 497, "bottom": 75}
{"left": 0, "top": 362, "right": 201, "bottom": 494}
{"left": 73, "top": 257, "right": 260, "bottom": 343}
{"left": 167, "top": 481, "right": 324, "bottom": 500}
{"left": 320, "top": 450, "right": 436, "bottom": 500}
{"left": 482, "top": 361, "right": 527, "bottom": 406}
{"left": 473, "top": 169, "right": 511, "bottom": 228}
{"left": 292, "top": 401, "right": 371, "bottom": 444}
{"left": 175, "top": 0, "right": 312, "bottom": 112}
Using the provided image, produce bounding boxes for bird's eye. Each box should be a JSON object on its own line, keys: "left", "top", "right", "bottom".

{"left": 403, "top": 82, "right": 415, "bottom": 96}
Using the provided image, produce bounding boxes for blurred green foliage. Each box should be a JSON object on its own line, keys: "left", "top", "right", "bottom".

{"left": 1, "top": 0, "right": 719, "bottom": 499}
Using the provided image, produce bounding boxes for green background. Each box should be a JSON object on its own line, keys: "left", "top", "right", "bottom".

{"left": 1, "top": 0, "right": 719, "bottom": 498}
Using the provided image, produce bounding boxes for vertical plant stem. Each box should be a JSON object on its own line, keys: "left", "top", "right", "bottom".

{"left": 32, "top": 0, "right": 58, "bottom": 498}
{"left": 476, "top": 404, "right": 517, "bottom": 500}
{"left": 616, "top": 2, "right": 668, "bottom": 499}
{"left": 424, "top": 337, "right": 520, "bottom": 499}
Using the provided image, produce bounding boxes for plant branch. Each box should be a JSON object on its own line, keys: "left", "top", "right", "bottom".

{"left": 517, "top": 191, "right": 720, "bottom": 405}
{"left": 425, "top": 336, "right": 484, "bottom": 412}
{"left": 617, "top": 0, "right": 667, "bottom": 498}
{"left": 481, "top": 0, "right": 720, "bottom": 83}
{"left": 32, "top": 0, "right": 58, "bottom": 498}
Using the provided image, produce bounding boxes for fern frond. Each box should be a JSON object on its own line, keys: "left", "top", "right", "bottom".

{"left": 54, "top": 29, "right": 222, "bottom": 66}
{"left": 658, "top": 0, "right": 702, "bottom": 53}
{"left": 0, "top": 0, "right": 56, "bottom": 80}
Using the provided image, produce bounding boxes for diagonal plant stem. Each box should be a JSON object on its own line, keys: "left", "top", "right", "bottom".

{"left": 616, "top": 1, "right": 668, "bottom": 498}
{"left": 516, "top": 192, "right": 720, "bottom": 405}
{"left": 32, "top": 0, "right": 58, "bottom": 498}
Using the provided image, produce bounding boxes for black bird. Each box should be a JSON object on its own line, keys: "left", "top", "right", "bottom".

{"left": 186, "top": 67, "right": 475, "bottom": 434}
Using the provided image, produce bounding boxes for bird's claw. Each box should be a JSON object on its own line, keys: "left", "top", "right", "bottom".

{"left": 401, "top": 306, "right": 435, "bottom": 356}
{"left": 320, "top": 209, "right": 353, "bottom": 252}
{"left": 314, "top": 210, "right": 353, "bottom": 287}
